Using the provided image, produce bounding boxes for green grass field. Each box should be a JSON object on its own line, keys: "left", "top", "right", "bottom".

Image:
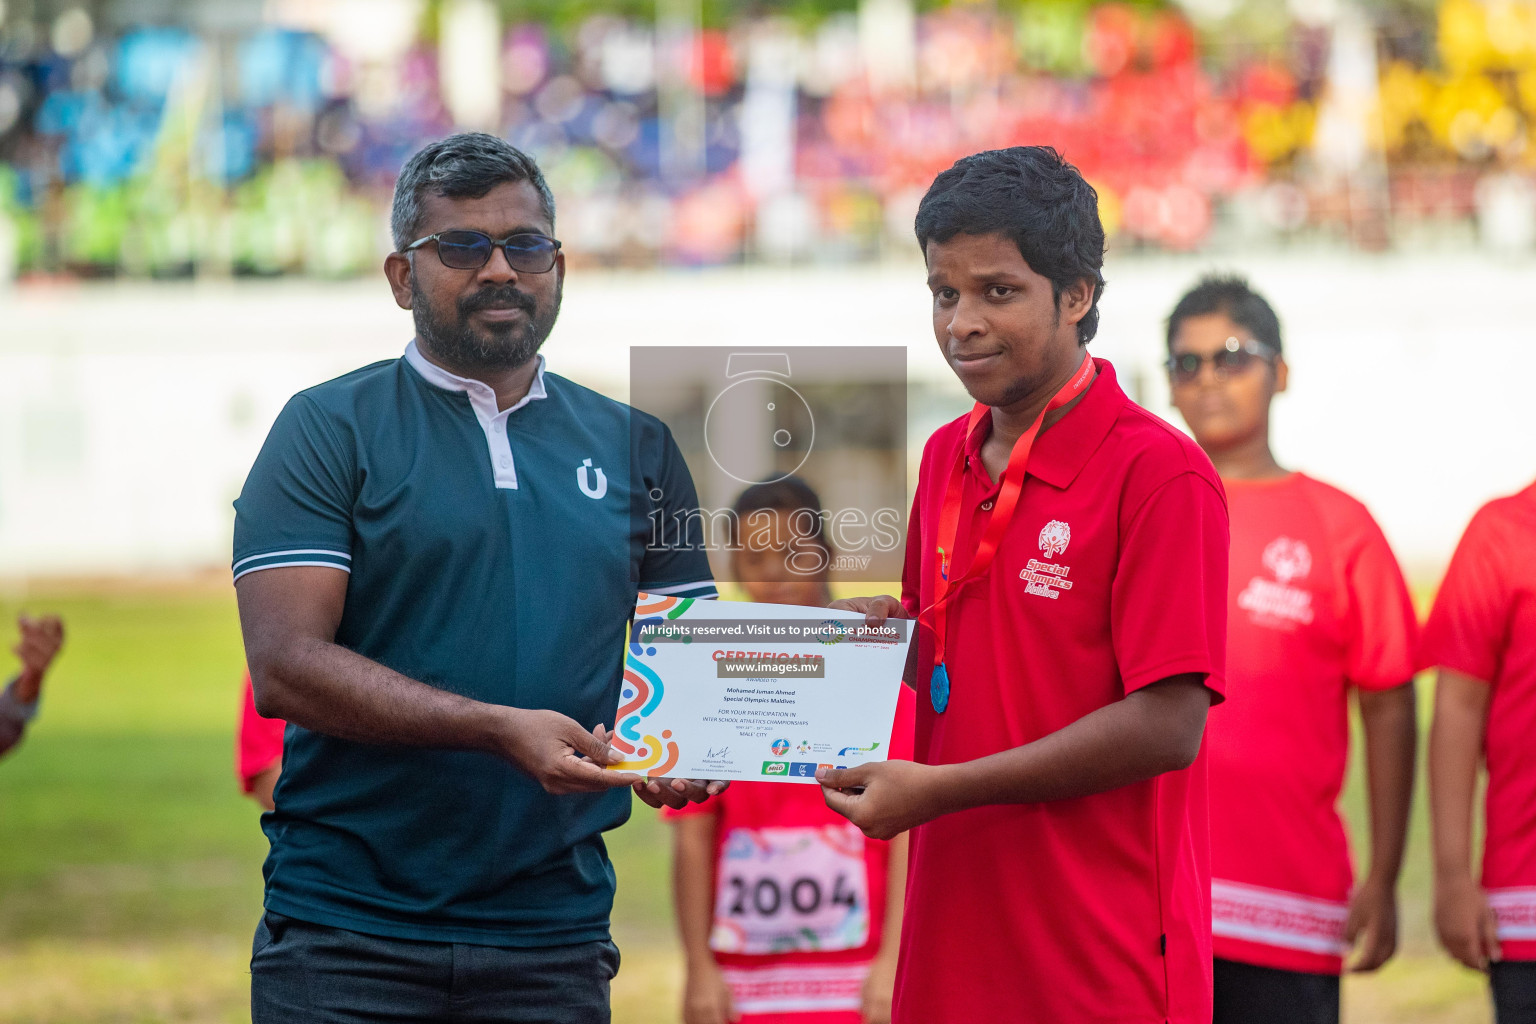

{"left": 0, "top": 586, "right": 1495, "bottom": 1023}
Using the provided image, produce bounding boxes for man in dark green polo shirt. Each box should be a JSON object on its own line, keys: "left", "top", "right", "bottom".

{"left": 236, "top": 133, "right": 719, "bottom": 1022}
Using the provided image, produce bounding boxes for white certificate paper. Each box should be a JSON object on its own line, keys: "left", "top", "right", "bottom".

{"left": 609, "top": 593, "right": 912, "bottom": 784}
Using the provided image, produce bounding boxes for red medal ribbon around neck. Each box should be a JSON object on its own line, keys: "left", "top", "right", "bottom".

{"left": 919, "top": 353, "right": 1096, "bottom": 709}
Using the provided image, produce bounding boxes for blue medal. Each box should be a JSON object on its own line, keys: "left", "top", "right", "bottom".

{"left": 929, "top": 661, "right": 950, "bottom": 713}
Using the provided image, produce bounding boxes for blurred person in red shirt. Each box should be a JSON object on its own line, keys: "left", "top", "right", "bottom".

{"left": 668, "top": 477, "right": 913, "bottom": 1024}
{"left": 0, "top": 615, "right": 65, "bottom": 759}
{"left": 1166, "top": 275, "right": 1418, "bottom": 1024}
{"left": 1424, "top": 482, "right": 1536, "bottom": 1022}
{"left": 238, "top": 671, "right": 285, "bottom": 810}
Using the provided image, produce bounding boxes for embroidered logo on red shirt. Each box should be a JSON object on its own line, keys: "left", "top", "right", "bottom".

{"left": 1019, "top": 521, "right": 1075, "bottom": 600}
{"left": 1038, "top": 520, "right": 1071, "bottom": 558}
{"left": 1238, "top": 536, "right": 1315, "bottom": 627}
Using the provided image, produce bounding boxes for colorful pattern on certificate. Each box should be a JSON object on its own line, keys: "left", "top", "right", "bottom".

{"left": 608, "top": 593, "right": 694, "bottom": 777}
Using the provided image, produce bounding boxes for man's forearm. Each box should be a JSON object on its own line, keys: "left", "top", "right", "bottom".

{"left": 236, "top": 566, "right": 636, "bottom": 796}
{"left": 251, "top": 637, "right": 509, "bottom": 754}
{"left": 239, "top": 568, "right": 511, "bottom": 755}
{"left": 1358, "top": 683, "right": 1417, "bottom": 884}
{"left": 929, "top": 675, "right": 1211, "bottom": 815}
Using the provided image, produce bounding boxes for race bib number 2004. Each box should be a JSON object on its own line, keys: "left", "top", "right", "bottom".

{"left": 710, "top": 824, "right": 870, "bottom": 955}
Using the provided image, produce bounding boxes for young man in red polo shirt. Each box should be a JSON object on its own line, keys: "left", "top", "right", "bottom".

{"left": 1166, "top": 275, "right": 1419, "bottom": 1024}
{"left": 819, "top": 146, "right": 1228, "bottom": 1024}
{"left": 1424, "top": 482, "right": 1536, "bottom": 1022}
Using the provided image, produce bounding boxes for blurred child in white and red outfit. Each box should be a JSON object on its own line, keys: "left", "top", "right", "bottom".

{"left": 667, "top": 477, "right": 913, "bottom": 1024}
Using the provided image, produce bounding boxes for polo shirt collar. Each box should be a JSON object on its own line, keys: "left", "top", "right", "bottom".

{"left": 403, "top": 339, "right": 548, "bottom": 490}
{"left": 964, "top": 357, "right": 1126, "bottom": 492}
{"left": 403, "top": 339, "right": 548, "bottom": 413}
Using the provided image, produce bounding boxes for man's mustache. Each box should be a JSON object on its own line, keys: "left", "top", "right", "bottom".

{"left": 458, "top": 287, "right": 537, "bottom": 316}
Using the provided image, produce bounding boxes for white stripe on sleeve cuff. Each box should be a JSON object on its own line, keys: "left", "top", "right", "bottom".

{"left": 640, "top": 580, "right": 718, "bottom": 598}
{"left": 233, "top": 548, "right": 353, "bottom": 582}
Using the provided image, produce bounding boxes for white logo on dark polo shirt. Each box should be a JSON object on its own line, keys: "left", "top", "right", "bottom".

{"left": 1237, "top": 536, "right": 1315, "bottom": 628}
{"left": 577, "top": 458, "right": 608, "bottom": 499}
{"left": 1020, "top": 520, "right": 1073, "bottom": 600}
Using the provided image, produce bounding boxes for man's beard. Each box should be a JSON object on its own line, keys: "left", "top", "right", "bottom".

{"left": 412, "top": 277, "right": 562, "bottom": 375}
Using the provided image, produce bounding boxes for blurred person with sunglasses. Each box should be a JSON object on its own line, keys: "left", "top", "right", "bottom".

{"left": 0, "top": 615, "right": 65, "bottom": 759}
{"left": 235, "top": 133, "right": 721, "bottom": 1023}
{"left": 1166, "top": 275, "right": 1418, "bottom": 1024}
{"left": 1422, "top": 481, "right": 1536, "bottom": 1021}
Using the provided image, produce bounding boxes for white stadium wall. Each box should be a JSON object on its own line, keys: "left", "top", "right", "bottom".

{"left": 1, "top": 254, "right": 1532, "bottom": 582}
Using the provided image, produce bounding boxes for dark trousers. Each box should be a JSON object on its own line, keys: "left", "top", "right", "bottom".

{"left": 250, "top": 911, "right": 619, "bottom": 1023}
{"left": 1213, "top": 957, "right": 1340, "bottom": 1024}
{"left": 1494, "top": 961, "right": 1536, "bottom": 1024}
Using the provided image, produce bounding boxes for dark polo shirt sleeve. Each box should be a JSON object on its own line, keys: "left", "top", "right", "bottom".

{"left": 232, "top": 392, "right": 358, "bottom": 580}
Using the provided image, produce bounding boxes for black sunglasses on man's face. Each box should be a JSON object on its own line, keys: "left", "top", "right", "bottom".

{"left": 402, "top": 230, "right": 561, "bottom": 273}
{"left": 1166, "top": 337, "right": 1276, "bottom": 386}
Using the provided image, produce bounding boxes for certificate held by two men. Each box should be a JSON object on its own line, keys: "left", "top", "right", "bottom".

{"left": 609, "top": 593, "right": 912, "bottom": 784}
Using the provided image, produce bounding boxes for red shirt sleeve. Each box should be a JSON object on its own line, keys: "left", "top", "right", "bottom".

{"left": 237, "top": 672, "right": 286, "bottom": 792}
{"left": 1421, "top": 507, "right": 1509, "bottom": 683}
{"left": 1111, "top": 471, "right": 1229, "bottom": 698}
{"left": 1336, "top": 510, "right": 1419, "bottom": 690}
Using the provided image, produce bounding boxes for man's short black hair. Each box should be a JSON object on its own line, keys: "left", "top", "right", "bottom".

{"left": 390, "top": 132, "right": 555, "bottom": 251}
{"left": 914, "top": 146, "right": 1106, "bottom": 345}
{"left": 1165, "top": 274, "right": 1283, "bottom": 355}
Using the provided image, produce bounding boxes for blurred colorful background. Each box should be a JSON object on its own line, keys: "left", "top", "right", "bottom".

{"left": 2, "top": 0, "right": 1535, "bottom": 279}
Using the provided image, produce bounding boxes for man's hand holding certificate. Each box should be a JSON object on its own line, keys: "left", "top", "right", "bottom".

{"left": 609, "top": 593, "right": 911, "bottom": 784}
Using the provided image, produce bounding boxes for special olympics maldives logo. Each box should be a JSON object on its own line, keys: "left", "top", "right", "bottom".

{"left": 1038, "top": 520, "right": 1071, "bottom": 559}
{"left": 771, "top": 738, "right": 791, "bottom": 756}
{"left": 1262, "top": 537, "right": 1312, "bottom": 584}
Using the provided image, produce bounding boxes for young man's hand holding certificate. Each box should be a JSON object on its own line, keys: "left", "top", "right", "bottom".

{"left": 607, "top": 592, "right": 911, "bottom": 784}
